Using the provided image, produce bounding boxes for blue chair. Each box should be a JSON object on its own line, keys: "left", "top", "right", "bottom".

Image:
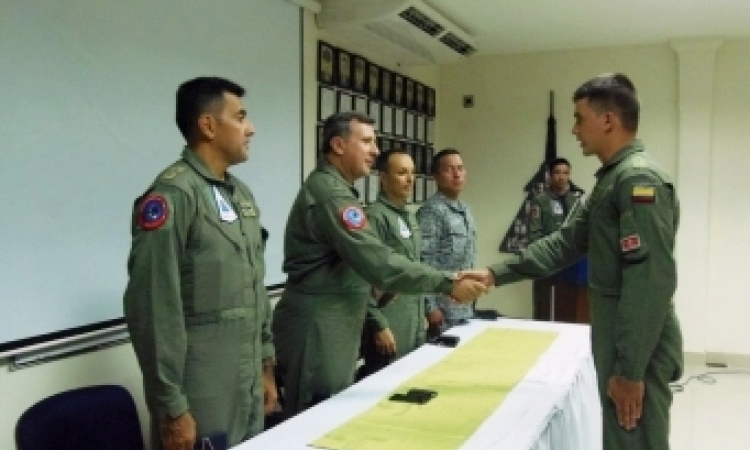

{"left": 15, "top": 384, "right": 145, "bottom": 450}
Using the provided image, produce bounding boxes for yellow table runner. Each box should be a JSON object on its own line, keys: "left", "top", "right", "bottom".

{"left": 312, "top": 328, "right": 559, "bottom": 450}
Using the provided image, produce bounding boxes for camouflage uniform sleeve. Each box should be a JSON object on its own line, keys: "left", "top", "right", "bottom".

{"left": 311, "top": 194, "right": 453, "bottom": 295}
{"left": 416, "top": 203, "right": 444, "bottom": 314}
{"left": 123, "top": 184, "right": 193, "bottom": 419}
{"left": 528, "top": 195, "right": 544, "bottom": 242}
{"left": 612, "top": 172, "right": 678, "bottom": 381}
{"left": 489, "top": 200, "right": 588, "bottom": 285}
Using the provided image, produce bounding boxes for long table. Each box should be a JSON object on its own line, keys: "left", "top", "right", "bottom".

{"left": 237, "top": 319, "right": 602, "bottom": 450}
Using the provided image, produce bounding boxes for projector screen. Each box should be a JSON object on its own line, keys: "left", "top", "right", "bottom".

{"left": 0, "top": 0, "right": 302, "bottom": 350}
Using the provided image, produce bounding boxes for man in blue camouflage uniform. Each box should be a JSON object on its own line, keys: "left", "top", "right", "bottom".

{"left": 417, "top": 148, "right": 477, "bottom": 336}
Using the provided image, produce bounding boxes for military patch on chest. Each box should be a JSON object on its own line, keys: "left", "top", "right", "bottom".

{"left": 632, "top": 186, "right": 655, "bottom": 203}
{"left": 341, "top": 205, "right": 367, "bottom": 230}
{"left": 397, "top": 217, "right": 411, "bottom": 238}
{"left": 530, "top": 204, "right": 540, "bottom": 219}
{"left": 138, "top": 194, "right": 169, "bottom": 231}
{"left": 620, "top": 234, "right": 641, "bottom": 252}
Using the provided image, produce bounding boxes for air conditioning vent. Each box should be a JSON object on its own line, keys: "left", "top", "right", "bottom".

{"left": 316, "top": 0, "right": 478, "bottom": 65}
{"left": 439, "top": 32, "right": 477, "bottom": 56}
{"left": 398, "top": 6, "right": 444, "bottom": 37}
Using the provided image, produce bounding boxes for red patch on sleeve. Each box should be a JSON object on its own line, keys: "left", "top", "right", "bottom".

{"left": 138, "top": 194, "right": 169, "bottom": 231}
{"left": 341, "top": 206, "right": 367, "bottom": 230}
{"left": 620, "top": 234, "right": 641, "bottom": 252}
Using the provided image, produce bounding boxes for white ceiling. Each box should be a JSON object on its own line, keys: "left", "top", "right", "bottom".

{"left": 425, "top": 0, "right": 750, "bottom": 55}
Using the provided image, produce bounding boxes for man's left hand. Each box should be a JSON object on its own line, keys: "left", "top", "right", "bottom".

{"left": 607, "top": 375, "right": 644, "bottom": 430}
{"left": 262, "top": 367, "right": 279, "bottom": 414}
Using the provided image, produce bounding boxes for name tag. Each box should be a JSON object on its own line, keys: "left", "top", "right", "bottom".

{"left": 239, "top": 200, "right": 257, "bottom": 217}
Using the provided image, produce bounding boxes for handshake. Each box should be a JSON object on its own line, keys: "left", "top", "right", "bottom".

{"left": 450, "top": 269, "right": 496, "bottom": 303}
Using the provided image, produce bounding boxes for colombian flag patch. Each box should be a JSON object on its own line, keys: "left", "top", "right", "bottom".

{"left": 632, "top": 186, "right": 655, "bottom": 203}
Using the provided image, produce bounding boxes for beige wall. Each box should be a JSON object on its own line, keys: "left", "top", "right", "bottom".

{"left": 436, "top": 44, "right": 680, "bottom": 321}
{"left": 310, "top": 9, "right": 750, "bottom": 358}
{"left": 3, "top": 9, "right": 749, "bottom": 450}
{"left": 707, "top": 40, "right": 750, "bottom": 355}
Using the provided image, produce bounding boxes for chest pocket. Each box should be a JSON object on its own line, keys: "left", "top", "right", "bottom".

{"left": 384, "top": 216, "right": 417, "bottom": 260}
{"left": 184, "top": 190, "right": 261, "bottom": 316}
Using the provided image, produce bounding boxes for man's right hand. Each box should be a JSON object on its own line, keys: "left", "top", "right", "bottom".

{"left": 450, "top": 276, "right": 488, "bottom": 302}
{"left": 375, "top": 328, "right": 397, "bottom": 355}
{"left": 427, "top": 309, "right": 444, "bottom": 338}
{"left": 458, "top": 269, "right": 496, "bottom": 287}
{"left": 159, "top": 411, "right": 196, "bottom": 450}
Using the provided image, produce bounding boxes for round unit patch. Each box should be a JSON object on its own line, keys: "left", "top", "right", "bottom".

{"left": 138, "top": 194, "right": 169, "bottom": 231}
{"left": 341, "top": 206, "right": 366, "bottom": 230}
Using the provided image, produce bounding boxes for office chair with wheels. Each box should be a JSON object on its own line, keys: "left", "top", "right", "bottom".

{"left": 15, "top": 384, "right": 145, "bottom": 450}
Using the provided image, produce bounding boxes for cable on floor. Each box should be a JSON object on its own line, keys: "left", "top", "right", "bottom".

{"left": 670, "top": 369, "right": 750, "bottom": 393}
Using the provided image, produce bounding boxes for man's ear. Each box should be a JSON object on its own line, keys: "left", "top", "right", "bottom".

{"left": 330, "top": 135, "right": 345, "bottom": 155}
{"left": 197, "top": 113, "right": 216, "bottom": 140}
{"left": 602, "top": 111, "right": 617, "bottom": 133}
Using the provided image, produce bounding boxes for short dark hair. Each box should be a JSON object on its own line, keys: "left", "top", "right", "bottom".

{"left": 431, "top": 147, "right": 461, "bottom": 175}
{"left": 375, "top": 148, "right": 410, "bottom": 173}
{"left": 321, "top": 111, "right": 375, "bottom": 154}
{"left": 547, "top": 157, "right": 570, "bottom": 173}
{"left": 573, "top": 73, "right": 639, "bottom": 132}
{"left": 176, "top": 77, "right": 245, "bottom": 142}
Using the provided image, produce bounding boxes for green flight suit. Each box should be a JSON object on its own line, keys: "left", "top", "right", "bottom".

{"left": 529, "top": 188, "right": 582, "bottom": 241}
{"left": 490, "top": 140, "right": 683, "bottom": 450}
{"left": 123, "top": 148, "right": 274, "bottom": 449}
{"left": 529, "top": 188, "right": 584, "bottom": 320}
{"left": 272, "top": 161, "right": 454, "bottom": 416}
{"left": 360, "top": 194, "right": 426, "bottom": 377}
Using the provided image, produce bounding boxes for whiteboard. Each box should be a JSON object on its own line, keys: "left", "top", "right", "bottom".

{"left": 0, "top": 0, "right": 302, "bottom": 348}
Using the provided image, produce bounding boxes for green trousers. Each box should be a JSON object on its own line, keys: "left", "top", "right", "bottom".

{"left": 590, "top": 294, "right": 683, "bottom": 450}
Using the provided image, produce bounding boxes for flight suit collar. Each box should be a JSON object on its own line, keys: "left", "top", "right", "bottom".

{"left": 376, "top": 193, "right": 407, "bottom": 214}
{"left": 594, "top": 139, "right": 645, "bottom": 179}
{"left": 181, "top": 146, "right": 237, "bottom": 192}
{"left": 317, "top": 157, "right": 359, "bottom": 197}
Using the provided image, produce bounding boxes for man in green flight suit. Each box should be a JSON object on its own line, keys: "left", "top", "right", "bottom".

{"left": 529, "top": 158, "right": 583, "bottom": 242}
{"left": 124, "top": 77, "right": 277, "bottom": 450}
{"left": 359, "top": 148, "right": 426, "bottom": 378}
{"left": 467, "top": 73, "right": 683, "bottom": 449}
{"left": 272, "top": 111, "right": 487, "bottom": 417}
{"left": 529, "top": 157, "right": 585, "bottom": 320}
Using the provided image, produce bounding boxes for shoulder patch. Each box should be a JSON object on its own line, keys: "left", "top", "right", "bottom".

{"left": 632, "top": 186, "right": 655, "bottom": 203}
{"left": 161, "top": 165, "right": 187, "bottom": 180}
{"left": 530, "top": 204, "right": 540, "bottom": 219}
{"left": 341, "top": 206, "right": 367, "bottom": 230}
{"left": 631, "top": 155, "right": 647, "bottom": 168}
{"left": 138, "top": 194, "right": 169, "bottom": 231}
{"left": 621, "top": 234, "right": 641, "bottom": 253}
